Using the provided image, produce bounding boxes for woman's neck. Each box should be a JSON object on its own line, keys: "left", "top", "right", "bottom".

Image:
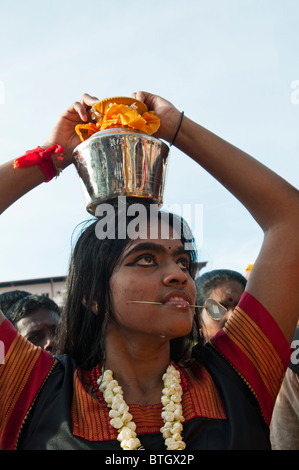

{"left": 104, "top": 325, "right": 171, "bottom": 405}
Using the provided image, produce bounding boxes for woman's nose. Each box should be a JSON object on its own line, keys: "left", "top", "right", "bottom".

{"left": 162, "top": 262, "right": 189, "bottom": 286}
{"left": 43, "top": 335, "right": 56, "bottom": 353}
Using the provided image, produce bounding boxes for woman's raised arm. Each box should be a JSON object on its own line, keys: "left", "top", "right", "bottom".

{"left": 0, "top": 94, "right": 99, "bottom": 215}
{"left": 133, "top": 91, "right": 299, "bottom": 343}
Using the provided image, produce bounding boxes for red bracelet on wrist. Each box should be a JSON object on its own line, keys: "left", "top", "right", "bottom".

{"left": 13, "top": 145, "right": 64, "bottom": 182}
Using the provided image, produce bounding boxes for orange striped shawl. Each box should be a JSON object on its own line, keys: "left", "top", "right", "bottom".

{"left": 211, "top": 291, "right": 291, "bottom": 425}
{"left": 0, "top": 319, "right": 56, "bottom": 450}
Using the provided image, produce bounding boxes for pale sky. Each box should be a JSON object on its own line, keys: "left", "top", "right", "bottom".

{"left": 0, "top": 0, "right": 298, "bottom": 282}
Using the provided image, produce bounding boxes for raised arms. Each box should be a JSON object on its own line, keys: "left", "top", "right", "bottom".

{"left": 1, "top": 91, "right": 299, "bottom": 341}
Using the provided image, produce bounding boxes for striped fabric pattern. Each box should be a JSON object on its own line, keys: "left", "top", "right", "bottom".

{"left": 211, "top": 291, "right": 291, "bottom": 425}
{"left": 71, "top": 363, "right": 227, "bottom": 442}
{"left": 0, "top": 319, "right": 55, "bottom": 450}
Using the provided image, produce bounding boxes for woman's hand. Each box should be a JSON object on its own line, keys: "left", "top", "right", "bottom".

{"left": 43, "top": 93, "right": 99, "bottom": 167}
{"left": 131, "top": 91, "right": 182, "bottom": 143}
{"left": 44, "top": 91, "right": 181, "bottom": 166}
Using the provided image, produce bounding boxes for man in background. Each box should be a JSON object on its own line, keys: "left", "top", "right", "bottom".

{"left": 5, "top": 294, "right": 60, "bottom": 355}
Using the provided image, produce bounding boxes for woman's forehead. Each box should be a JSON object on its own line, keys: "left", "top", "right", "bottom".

{"left": 115, "top": 216, "right": 194, "bottom": 263}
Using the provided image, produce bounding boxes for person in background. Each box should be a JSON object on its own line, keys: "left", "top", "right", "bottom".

{"left": 5, "top": 294, "right": 60, "bottom": 354}
{"left": 270, "top": 325, "right": 299, "bottom": 449}
{"left": 0, "top": 290, "right": 30, "bottom": 315}
{"left": 195, "top": 269, "right": 246, "bottom": 342}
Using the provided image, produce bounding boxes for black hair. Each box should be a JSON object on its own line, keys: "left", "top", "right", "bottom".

{"left": 56, "top": 198, "right": 204, "bottom": 370}
{"left": 195, "top": 269, "right": 247, "bottom": 311}
{"left": 0, "top": 290, "right": 31, "bottom": 315}
{"left": 6, "top": 294, "right": 60, "bottom": 326}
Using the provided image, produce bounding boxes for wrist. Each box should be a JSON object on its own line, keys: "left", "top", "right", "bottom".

{"left": 169, "top": 111, "right": 184, "bottom": 147}
{"left": 42, "top": 141, "right": 75, "bottom": 170}
{"left": 169, "top": 114, "right": 198, "bottom": 153}
{"left": 160, "top": 108, "right": 183, "bottom": 145}
{"left": 14, "top": 145, "right": 64, "bottom": 183}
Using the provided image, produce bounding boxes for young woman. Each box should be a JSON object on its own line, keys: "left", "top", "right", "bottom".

{"left": 0, "top": 92, "right": 299, "bottom": 450}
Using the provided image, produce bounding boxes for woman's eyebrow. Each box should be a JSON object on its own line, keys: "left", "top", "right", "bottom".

{"left": 123, "top": 242, "right": 189, "bottom": 260}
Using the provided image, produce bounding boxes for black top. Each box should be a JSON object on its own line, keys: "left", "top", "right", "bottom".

{"left": 18, "top": 344, "right": 270, "bottom": 450}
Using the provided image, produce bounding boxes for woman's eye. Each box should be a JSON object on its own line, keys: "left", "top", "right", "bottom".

{"left": 27, "top": 333, "right": 40, "bottom": 343}
{"left": 136, "top": 254, "right": 155, "bottom": 266}
{"left": 177, "top": 258, "right": 190, "bottom": 270}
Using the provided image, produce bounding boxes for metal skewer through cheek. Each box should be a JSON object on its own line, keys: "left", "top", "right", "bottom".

{"left": 127, "top": 299, "right": 227, "bottom": 320}
{"left": 127, "top": 300, "right": 202, "bottom": 307}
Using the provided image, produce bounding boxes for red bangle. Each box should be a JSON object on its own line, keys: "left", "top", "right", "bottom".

{"left": 13, "top": 145, "right": 64, "bottom": 182}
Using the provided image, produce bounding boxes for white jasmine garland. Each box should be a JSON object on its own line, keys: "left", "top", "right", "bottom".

{"left": 97, "top": 364, "right": 186, "bottom": 450}
{"left": 160, "top": 364, "right": 186, "bottom": 450}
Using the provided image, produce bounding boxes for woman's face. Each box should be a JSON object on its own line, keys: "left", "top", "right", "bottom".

{"left": 201, "top": 280, "right": 244, "bottom": 341}
{"left": 109, "top": 221, "right": 196, "bottom": 343}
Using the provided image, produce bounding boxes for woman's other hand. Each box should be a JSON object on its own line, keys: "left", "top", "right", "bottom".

{"left": 131, "top": 91, "right": 182, "bottom": 144}
{"left": 43, "top": 93, "right": 99, "bottom": 167}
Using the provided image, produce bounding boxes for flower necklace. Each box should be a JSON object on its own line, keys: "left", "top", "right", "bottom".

{"left": 90, "top": 362, "right": 188, "bottom": 450}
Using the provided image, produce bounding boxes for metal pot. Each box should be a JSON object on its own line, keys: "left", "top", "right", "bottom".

{"left": 73, "top": 128, "right": 170, "bottom": 215}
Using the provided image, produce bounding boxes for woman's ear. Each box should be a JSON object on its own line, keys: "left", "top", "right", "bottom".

{"left": 82, "top": 297, "right": 98, "bottom": 315}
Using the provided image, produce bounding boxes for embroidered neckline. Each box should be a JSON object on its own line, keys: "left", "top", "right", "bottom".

{"left": 71, "top": 362, "right": 226, "bottom": 443}
{"left": 91, "top": 363, "right": 187, "bottom": 450}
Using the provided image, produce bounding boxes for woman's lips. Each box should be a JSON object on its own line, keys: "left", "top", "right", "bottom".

{"left": 127, "top": 291, "right": 193, "bottom": 308}
{"left": 162, "top": 291, "right": 191, "bottom": 308}
{"left": 163, "top": 297, "right": 191, "bottom": 308}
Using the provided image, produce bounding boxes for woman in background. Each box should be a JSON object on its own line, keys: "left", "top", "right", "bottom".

{"left": 195, "top": 269, "right": 246, "bottom": 342}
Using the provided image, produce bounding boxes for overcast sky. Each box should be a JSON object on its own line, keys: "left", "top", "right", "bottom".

{"left": 0, "top": 0, "right": 298, "bottom": 282}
